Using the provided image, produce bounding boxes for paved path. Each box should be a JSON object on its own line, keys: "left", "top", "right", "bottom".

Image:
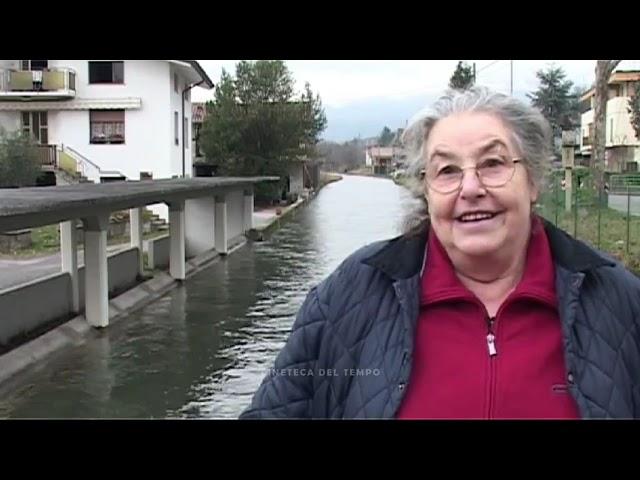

{"left": 0, "top": 243, "right": 130, "bottom": 291}
{"left": 0, "top": 211, "right": 279, "bottom": 292}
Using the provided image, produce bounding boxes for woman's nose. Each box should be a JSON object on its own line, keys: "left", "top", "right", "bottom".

{"left": 459, "top": 168, "right": 486, "bottom": 198}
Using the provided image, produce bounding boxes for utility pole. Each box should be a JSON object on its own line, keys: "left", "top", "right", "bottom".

{"left": 473, "top": 62, "right": 477, "bottom": 83}
{"left": 510, "top": 60, "right": 513, "bottom": 95}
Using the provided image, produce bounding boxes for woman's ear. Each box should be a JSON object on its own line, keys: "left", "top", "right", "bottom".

{"left": 529, "top": 180, "right": 539, "bottom": 204}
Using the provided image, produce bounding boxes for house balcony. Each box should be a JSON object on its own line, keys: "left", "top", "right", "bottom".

{"left": 0, "top": 68, "right": 76, "bottom": 100}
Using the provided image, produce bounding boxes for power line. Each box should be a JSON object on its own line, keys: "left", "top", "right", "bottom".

{"left": 474, "top": 60, "right": 514, "bottom": 95}
{"left": 477, "top": 60, "right": 501, "bottom": 74}
{"left": 510, "top": 60, "right": 513, "bottom": 95}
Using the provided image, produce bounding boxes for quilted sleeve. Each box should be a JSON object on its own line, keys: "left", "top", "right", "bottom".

{"left": 622, "top": 268, "right": 640, "bottom": 325}
{"left": 238, "top": 284, "right": 327, "bottom": 419}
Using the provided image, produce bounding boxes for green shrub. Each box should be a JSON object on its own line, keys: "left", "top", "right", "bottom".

{"left": 0, "top": 129, "right": 41, "bottom": 188}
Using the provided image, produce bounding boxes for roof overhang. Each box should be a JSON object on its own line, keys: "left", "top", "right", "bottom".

{"left": 609, "top": 70, "right": 640, "bottom": 84}
{"left": 579, "top": 70, "right": 640, "bottom": 101}
{"left": 170, "top": 60, "right": 215, "bottom": 89}
{"left": 580, "top": 89, "right": 595, "bottom": 101}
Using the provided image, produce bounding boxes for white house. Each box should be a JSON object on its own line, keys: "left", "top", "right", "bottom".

{"left": 579, "top": 70, "right": 640, "bottom": 172}
{"left": 365, "top": 146, "right": 395, "bottom": 174}
{"left": 0, "top": 60, "right": 214, "bottom": 185}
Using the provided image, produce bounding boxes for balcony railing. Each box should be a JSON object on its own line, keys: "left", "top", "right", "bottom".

{"left": 0, "top": 68, "right": 76, "bottom": 100}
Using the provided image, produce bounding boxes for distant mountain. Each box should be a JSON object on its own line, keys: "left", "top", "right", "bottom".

{"left": 321, "top": 94, "right": 438, "bottom": 143}
{"left": 320, "top": 89, "right": 541, "bottom": 144}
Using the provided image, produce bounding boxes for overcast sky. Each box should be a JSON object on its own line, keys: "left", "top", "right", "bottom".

{"left": 192, "top": 60, "right": 640, "bottom": 142}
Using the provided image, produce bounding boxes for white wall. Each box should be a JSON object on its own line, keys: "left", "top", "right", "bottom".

{"left": 580, "top": 109, "right": 593, "bottom": 154}
{"left": 0, "top": 60, "right": 19, "bottom": 69}
{"left": 49, "top": 61, "right": 173, "bottom": 182}
{"left": 0, "top": 272, "right": 72, "bottom": 347}
{"left": 0, "top": 112, "right": 19, "bottom": 133}
{"left": 607, "top": 96, "right": 640, "bottom": 147}
{"left": 580, "top": 93, "right": 640, "bottom": 153}
{"left": 178, "top": 188, "right": 248, "bottom": 258}
{"left": 147, "top": 235, "right": 170, "bottom": 270}
{"left": 227, "top": 190, "right": 245, "bottom": 239}
{"left": 0, "top": 247, "right": 140, "bottom": 347}
{"left": 77, "top": 247, "right": 140, "bottom": 310}
{"left": 289, "top": 163, "right": 304, "bottom": 195}
{"left": 185, "top": 93, "right": 193, "bottom": 176}
{"left": 169, "top": 64, "right": 193, "bottom": 178}
{"left": 185, "top": 197, "right": 215, "bottom": 257}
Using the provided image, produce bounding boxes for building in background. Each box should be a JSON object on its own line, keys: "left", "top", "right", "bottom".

{"left": 0, "top": 60, "right": 214, "bottom": 185}
{"left": 579, "top": 70, "right": 640, "bottom": 173}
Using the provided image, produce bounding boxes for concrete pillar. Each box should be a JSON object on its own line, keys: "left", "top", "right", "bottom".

{"left": 243, "top": 188, "right": 254, "bottom": 231}
{"left": 60, "top": 220, "right": 79, "bottom": 313}
{"left": 562, "top": 135, "right": 576, "bottom": 213}
{"left": 83, "top": 214, "right": 110, "bottom": 328}
{"left": 565, "top": 168, "right": 573, "bottom": 213}
{"left": 185, "top": 197, "right": 215, "bottom": 257}
{"left": 215, "top": 194, "right": 228, "bottom": 255}
{"left": 168, "top": 200, "right": 186, "bottom": 280}
{"left": 130, "top": 207, "right": 144, "bottom": 276}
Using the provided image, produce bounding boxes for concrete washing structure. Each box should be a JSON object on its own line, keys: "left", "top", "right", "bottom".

{"left": 0, "top": 177, "right": 277, "bottom": 353}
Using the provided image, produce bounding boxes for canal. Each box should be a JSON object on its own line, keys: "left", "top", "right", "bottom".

{"left": 0, "top": 175, "right": 415, "bottom": 418}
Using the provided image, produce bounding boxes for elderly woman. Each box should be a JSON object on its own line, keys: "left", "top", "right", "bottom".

{"left": 240, "top": 87, "right": 640, "bottom": 419}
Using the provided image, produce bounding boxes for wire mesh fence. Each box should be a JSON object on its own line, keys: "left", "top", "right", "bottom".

{"left": 535, "top": 169, "right": 640, "bottom": 274}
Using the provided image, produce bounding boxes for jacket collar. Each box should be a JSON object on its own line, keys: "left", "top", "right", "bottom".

{"left": 362, "top": 228, "right": 428, "bottom": 280}
{"left": 362, "top": 216, "right": 615, "bottom": 281}
{"left": 420, "top": 215, "right": 558, "bottom": 306}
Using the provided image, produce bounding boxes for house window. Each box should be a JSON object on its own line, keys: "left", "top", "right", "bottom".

{"left": 184, "top": 117, "right": 189, "bottom": 149}
{"left": 21, "top": 111, "right": 48, "bottom": 144}
{"left": 89, "top": 61, "right": 124, "bottom": 84}
{"left": 174, "top": 73, "right": 179, "bottom": 93}
{"left": 21, "top": 112, "right": 29, "bottom": 136}
{"left": 20, "top": 60, "right": 48, "bottom": 71}
{"left": 90, "top": 110, "right": 125, "bottom": 144}
{"left": 174, "top": 112, "right": 179, "bottom": 145}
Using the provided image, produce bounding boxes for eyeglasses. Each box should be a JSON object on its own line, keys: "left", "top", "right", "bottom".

{"left": 422, "top": 156, "right": 524, "bottom": 194}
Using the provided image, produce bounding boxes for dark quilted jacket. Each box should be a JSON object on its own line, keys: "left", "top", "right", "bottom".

{"left": 239, "top": 218, "right": 640, "bottom": 419}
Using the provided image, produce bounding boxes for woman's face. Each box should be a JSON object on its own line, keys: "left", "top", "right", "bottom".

{"left": 424, "top": 111, "right": 538, "bottom": 259}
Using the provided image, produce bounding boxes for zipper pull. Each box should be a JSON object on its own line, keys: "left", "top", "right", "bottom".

{"left": 486, "top": 316, "right": 497, "bottom": 357}
{"left": 487, "top": 333, "right": 497, "bottom": 356}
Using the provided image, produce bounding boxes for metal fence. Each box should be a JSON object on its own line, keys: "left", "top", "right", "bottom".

{"left": 536, "top": 169, "right": 640, "bottom": 272}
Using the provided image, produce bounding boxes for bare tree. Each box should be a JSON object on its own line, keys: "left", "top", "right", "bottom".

{"left": 592, "top": 60, "right": 621, "bottom": 186}
{"left": 318, "top": 139, "right": 364, "bottom": 172}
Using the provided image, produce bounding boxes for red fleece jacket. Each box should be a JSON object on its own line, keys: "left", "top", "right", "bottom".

{"left": 396, "top": 216, "right": 581, "bottom": 419}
